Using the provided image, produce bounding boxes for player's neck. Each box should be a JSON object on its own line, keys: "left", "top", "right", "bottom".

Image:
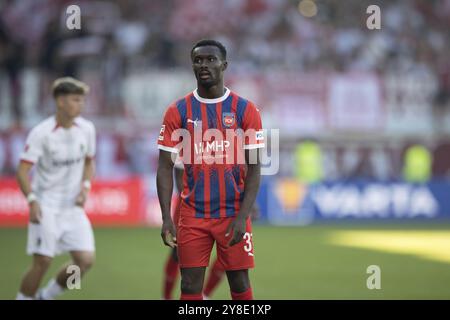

{"left": 196, "top": 83, "right": 225, "bottom": 99}
{"left": 55, "top": 113, "right": 75, "bottom": 129}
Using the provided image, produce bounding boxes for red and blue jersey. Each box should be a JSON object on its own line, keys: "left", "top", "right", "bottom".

{"left": 157, "top": 88, "right": 264, "bottom": 219}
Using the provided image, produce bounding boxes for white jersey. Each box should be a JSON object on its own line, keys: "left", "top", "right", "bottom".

{"left": 20, "top": 116, "right": 96, "bottom": 209}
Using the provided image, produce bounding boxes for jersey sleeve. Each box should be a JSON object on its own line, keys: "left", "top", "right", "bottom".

{"left": 86, "top": 122, "right": 96, "bottom": 158}
{"left": 157, "top": 104, "right": 182, "bottom": 153}
{"left": 20, "top": 127, "right": 43, "bottom": 164}
{"left": 242, "top": 102, "right": 264, "bottom": 150}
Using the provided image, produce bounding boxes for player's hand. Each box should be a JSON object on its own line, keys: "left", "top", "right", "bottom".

{"left": 29, "top": 201, "right": 42, "bottom": 224}
{"left": 75, "top": 189, "right": 88, "bottom": 208}
{"left": 161, "top": 219, "right": 177, "bottom": 248}
{"left": 226, "top": 216, "right": 247, "bottom": 247}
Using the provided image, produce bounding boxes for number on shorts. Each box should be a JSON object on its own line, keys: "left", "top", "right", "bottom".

{"left": 243, "top": 232, "right": 253, "bottom": 253}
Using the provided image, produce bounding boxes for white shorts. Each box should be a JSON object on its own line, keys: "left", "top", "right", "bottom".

{"left": 27, "top": 205, "right": 95, "bottom": 257}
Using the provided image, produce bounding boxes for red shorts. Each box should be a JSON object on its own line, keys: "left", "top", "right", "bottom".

{"left": 177, "top": 215, "right": 255, "bottom": 271}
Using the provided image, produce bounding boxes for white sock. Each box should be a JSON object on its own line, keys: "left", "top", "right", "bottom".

{"left": 40, "top": 279, "right": 65, "bottom": 300}
{"left": 16, "top": 292, "right": 34, "bottom": 300}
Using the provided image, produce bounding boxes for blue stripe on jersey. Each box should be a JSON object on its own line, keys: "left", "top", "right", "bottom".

{"left": 222, "top": 94, "right": 233, "bottom": 116}
{"left": 206, "top": 103, "right": 217, "bottom": 128}
{"left": 223, "top": 95, "right": 236, "bottom": 217}
{"left": 206, "top": 104, "right": 219, "bottom": 218}
{"left": 236, "top": 97, "right": 248, "bottom": 128}
{"left": 194, "top": 170, "right": 205, "bottom": 218}
{"left": 190, "top": 95, "right": 202, "bottom": 125}
{"left": 209, "top": 168, "right": 220, "bottom": 218}
{"left": 185, "top": 164, "right": 195, "bottom": 198}
{"left": 232, "top": 165, "right": 245, "bottom": 204}
{"left": 232, "top": 165, "right": 241, "bottom": 191}
{"left": 224, "top": 170, "right": 236, "bottom": 217}
{"left": 176, "top": 98, "right": 187, "bottom": 128}
{"left": 190, "top": 95, "right": 205, "bottom": 218}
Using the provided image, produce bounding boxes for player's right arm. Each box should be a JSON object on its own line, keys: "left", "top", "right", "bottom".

{"left": 17, "top": 160, "right": 41, "bottom": 224}
{"left": 156, "top": 104, "right": 182, "bottom": 248}
{"left": 174, "top": 163, "right": 184, "bottom": 195}
{"left": 17, "top": 127, "right": 43, "bottom": 224}
{"left": 157, "top": 150, "right": 177, "bottom": 248}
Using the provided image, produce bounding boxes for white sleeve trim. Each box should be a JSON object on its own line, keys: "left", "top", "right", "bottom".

{"left": 19, "top": 157, "right": 36, "bottom": 164}
{"left": 244, "top": 143, "right": 265, "bottom": 150}
{"left": 20, "top": 152, "right": 38, "bottom": 163}
{"left": 158, "top": 144, "right": 179, "bottom": 153}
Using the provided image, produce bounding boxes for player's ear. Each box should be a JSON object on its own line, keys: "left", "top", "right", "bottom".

{"left": 192, "top": 58, "right": 197, "bottom": 72}
{"left": 222, "top": 60, "right": 228, "bottom": 71}
{"left": 55, "top": 96, "right": 63, "bottom": 108}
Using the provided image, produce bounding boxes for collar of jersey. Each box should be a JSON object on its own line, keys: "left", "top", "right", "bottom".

{"left": 52, "top": 116, "right": 79, "bottom": 131}
{"left": 193, "top": 87, "right": 230, "bottom": 104}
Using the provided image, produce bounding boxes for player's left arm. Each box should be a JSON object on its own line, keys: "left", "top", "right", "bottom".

{"left": 157, "top": 104, "right": 182, "bottom": 248}
{"left": 76, "top": 123, "right": 96, "bottom": 208}
{"left": 240, "top": 148, "right": 261, "bottom": 220}
{"left": 227, "top": 102, "right": 263, "bottom": 246}
{"left": 227, "top": 149, "right": 261, "bottom": 246}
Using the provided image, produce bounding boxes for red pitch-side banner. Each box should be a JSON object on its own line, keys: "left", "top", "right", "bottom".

{"left": 0, "top": 177, "right": 145, "bottom": 227}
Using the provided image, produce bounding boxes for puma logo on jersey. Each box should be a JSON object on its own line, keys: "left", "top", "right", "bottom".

{"left": 187, "top": 118, "right": 199, "bottom": 127}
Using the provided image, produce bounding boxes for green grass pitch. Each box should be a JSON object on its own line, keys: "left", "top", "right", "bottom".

{"left": 1, "top": 223, "right": 450, "bottom": 299}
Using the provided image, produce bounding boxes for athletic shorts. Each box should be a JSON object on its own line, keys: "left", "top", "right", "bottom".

{"left": 27, "top": 204, "right": 95, "bottom": 257}
{"left": 177, "top": 215, "right": 254, "bottom": 271}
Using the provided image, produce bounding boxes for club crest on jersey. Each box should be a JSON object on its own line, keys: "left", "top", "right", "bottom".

{"left": 222, "top": 112, "right": 235, "bottom": 127}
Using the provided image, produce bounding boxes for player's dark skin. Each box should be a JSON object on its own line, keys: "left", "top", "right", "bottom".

{"left": 169, "top": 166, "right": 184, "bottom": 263}
{"left": 157, "top": 44, "right": 261, "bottom": 296}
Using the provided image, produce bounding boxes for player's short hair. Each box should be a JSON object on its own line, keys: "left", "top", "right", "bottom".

{"left": 191, "top": 39, "right": 227, "bottom": 60}
{"left": 52, "top": 77, "right": 90, "bottom": 98}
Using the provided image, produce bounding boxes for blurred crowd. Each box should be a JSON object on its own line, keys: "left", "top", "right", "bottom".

{"left": 0, "top": 0, "right": 449, "bottom": 179}
{"left": 1, "top": 0, "right": 449, "bottom": 123}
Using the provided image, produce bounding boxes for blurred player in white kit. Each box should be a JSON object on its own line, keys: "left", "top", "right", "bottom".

{"left": 15, "top": 77, "right": 96, "bottom": 300}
